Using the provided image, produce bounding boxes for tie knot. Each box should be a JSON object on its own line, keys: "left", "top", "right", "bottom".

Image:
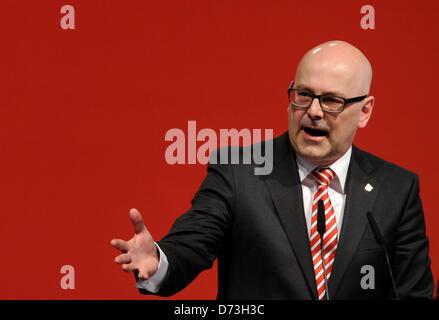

{"left": 311, "top": 167, "right": 336, "bottom": 187}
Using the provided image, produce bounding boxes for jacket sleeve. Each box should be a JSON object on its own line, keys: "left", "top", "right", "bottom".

{"left": 139, "top": 160, "right": 235, "bottom": 297}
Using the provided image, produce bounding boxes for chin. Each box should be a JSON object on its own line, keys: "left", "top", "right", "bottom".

{"left": 296, "top": 145, "right": 332, "bottom": 165}
{"left": 290, "top": 133, "right": 332, "bottom": 164}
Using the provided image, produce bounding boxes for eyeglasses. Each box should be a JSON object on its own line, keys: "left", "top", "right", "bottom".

{"left": 287, "top": 81, "right": 368, "bottom": 114}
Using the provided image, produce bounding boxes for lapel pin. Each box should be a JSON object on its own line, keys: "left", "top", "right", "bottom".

{"left": 365, "top": 183, "right": 373, "bottom": 192}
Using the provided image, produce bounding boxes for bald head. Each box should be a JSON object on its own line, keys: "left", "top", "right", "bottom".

{"left": 295, "top": 41, "right": 373, "bottom": 95}
{"left": 288, "top": 40, "right": 375, "bottom": 166}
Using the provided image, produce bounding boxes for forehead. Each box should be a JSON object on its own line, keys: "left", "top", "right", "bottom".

{"left": 295, "top": 50, "right": 366, "bottom": 96}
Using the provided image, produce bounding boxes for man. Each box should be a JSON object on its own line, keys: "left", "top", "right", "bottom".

{"left": 111, "top": 41, "right": 434, "bottom": 299}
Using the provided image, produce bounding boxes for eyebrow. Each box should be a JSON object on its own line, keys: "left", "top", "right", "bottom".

{"left": 294, "top": 84, "right": 346, "bottom": 98}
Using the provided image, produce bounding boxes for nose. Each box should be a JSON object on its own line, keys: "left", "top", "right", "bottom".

{"left": 306, "top": 97, "right": 324, "bottom": 119}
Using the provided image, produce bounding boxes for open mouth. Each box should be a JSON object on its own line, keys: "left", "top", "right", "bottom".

{"left": 302, "top": 126, "right": 329, "bottom": 137}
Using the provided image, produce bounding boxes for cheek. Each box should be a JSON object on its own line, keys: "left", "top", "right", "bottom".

{"left": 289, "top": 109, "right": 305, "bottom": 128}
{"left": 329, "top": 117, "right": 358, "bottom": 143}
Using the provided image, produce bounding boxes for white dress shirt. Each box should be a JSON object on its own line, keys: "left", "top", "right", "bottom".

{"left": 296, "top": 147, "right": 352, "bottom": 239}
{"left": 137, "top": 146, "right": 353, "bottom": 292}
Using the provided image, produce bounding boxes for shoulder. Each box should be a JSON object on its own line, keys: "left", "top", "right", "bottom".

{"left": 208, "top": 132, "right": 288, "bottom": 167}
{"left": 352, "top": 145, "right": 419, "bottom": 183}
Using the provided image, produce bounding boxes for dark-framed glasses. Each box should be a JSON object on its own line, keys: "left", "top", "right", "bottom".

{"left": 287, "top": 81, "right": 368, "bottom": 113}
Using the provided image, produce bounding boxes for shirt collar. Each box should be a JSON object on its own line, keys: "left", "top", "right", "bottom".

{"left": 296, "top": 146, "right": 352, "bottom": 194}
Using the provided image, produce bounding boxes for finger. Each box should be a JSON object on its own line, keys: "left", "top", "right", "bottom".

{"left": 129, "top": 208, "right": 147, "bottom": 235}
{"left": 111, "top": 239, "right": 129, "bottom": 252}
{"left": 137, "top": 270, "right": 154, "bottom": 280}
{"left": 122, "top": 263, "right": 137, "bottom": 273}
{"left": 114, "top": 253, "right": 131, "bottom": 264}
{"left": 137, "top": 270, "right": 150, "bottom": 281}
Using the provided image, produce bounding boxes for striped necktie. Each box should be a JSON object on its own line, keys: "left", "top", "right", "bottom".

{"left": 310, "top": 167, "right": 338, "bottom": 300}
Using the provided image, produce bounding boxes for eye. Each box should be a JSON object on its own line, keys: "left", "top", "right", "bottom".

{"left": 297, "top": 90, "right": 313, "bottom": 97}
{"left": 323, "top": 96, "right": 343, "bottom": 104}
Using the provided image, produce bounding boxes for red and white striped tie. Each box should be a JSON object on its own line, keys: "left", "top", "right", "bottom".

{"left": 310, "top": 167, "right": 338, "bottom": 300}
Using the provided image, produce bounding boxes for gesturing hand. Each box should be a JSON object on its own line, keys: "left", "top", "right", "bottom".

{"left": 111, "top": 208, "right": 159, "bottom": 280}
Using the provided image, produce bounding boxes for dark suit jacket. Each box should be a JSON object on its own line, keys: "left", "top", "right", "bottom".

{"left": 141, "top": 132, "right": 433, "bottom": 299}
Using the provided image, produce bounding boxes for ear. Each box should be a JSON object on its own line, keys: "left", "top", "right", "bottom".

{"left": 358, "top": 96, "right": 374, "bottom": 128}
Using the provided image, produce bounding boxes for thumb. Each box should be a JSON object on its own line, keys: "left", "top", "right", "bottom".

{"left": 129, "top": 208, "right": 147, "bottom": 235}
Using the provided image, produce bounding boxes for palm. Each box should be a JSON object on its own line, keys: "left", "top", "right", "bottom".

{"left": 111, "top": 208, "right": 159, "bottom": 279}
{"left": 129, "top": 232, "right": 157, "bottom": 274}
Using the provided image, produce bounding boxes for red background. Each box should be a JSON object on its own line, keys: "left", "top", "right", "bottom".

{"left": 0, "top": 0, "right": 437, "bottom": 299}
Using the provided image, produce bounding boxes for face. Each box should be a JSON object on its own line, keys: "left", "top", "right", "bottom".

{"left": 288, "top": 52, "right": 374, "bottom": 166}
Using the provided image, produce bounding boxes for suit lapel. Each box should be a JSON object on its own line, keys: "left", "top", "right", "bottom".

{"left": 263, "top": 133, "right": 318, "bottom": 299}
{"left": 263, "top": 135, "right": 382, "bottom": 299}
{"left": 329, "top": 146, "right": 380, "bottom": 298}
